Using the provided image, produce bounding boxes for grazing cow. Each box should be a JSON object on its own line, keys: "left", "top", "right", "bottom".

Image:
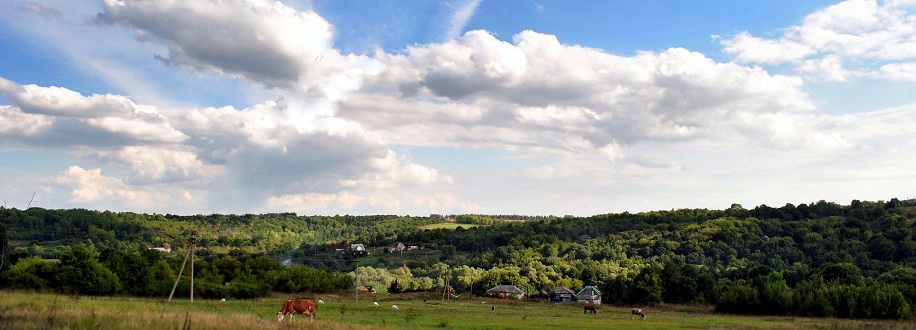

{"left": 220, "top": 298, "right": 225, "bottom": 303}
{"left": 583, "top": 305, "right": 596, "bottom": 314}
{"left": 631, "top": 308, "right": 646, "bottom": 320}
{"left": 277, "top": 299, "right": 317, "bottom": 322}
{"left": 373, "top": 301, "right": 379, "bottom": 306}
{"left": 318, "top": 299, "right": 324, "bottom": 304}
{"left": 392, "top": 305, "right": 399, "bottom": 310}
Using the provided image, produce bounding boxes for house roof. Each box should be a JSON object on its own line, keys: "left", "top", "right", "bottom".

{"left": 576, "top": 286, "right": 602, "bottom": 296}
{"left": 487, "top": 285, "right": 524, "bottom": 295}
{"left": 554, "top": 286, "right": 576, "bottom": 295}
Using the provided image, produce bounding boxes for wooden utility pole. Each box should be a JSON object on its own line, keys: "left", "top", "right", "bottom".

{"left": 190, "top": 236, "right": 195, "bottom": 302}
{"left": 442, "top": 267, "right": 450, "bottom": 300}
{"left": 168, "top": 236, "right": 195, "bottom": 303}
{"left": 354, "top": 258, "right": 359, "bottom": 302}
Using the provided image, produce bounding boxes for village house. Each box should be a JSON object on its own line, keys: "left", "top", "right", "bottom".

{"left": 552, "top": 286, "right": 576, "bottom": 302}
{"left": 576, "top": 286, "right": 602, "bottom": 304}
{"left": 487, "top": 284, "right": 526, "bottom": 299}
{"left": 387, "top": 242, "right": 406, "bottom": 253}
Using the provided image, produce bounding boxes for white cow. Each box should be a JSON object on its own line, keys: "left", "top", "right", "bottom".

{"left": 373, "top": 301, "right": 379, "bottom": 306}
{"left": 392, "top": 305, "right": 399, "bottom": 310}
{"left": 318, "top": 299, "right": 324, "bottom": 304}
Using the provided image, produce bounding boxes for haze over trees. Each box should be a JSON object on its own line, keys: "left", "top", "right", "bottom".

{"left": 1, "top": 198, "right": 915, "bottom": 319}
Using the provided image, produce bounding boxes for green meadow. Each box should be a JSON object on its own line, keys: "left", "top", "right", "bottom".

{"left": 418, "top": 223, "right": 482, "bottom": 230}
{"left": 2, "top": 291, "right": 914, "bottom": 329}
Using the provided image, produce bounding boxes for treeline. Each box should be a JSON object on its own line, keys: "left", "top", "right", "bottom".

{"left": 3, "top": 198, "right": 916, "bottom": 319}
{"left": 0, "top": 242, "right": 351, "bottom": 298}
{"left": 305, "top": 198, "right": 916, "bottom": 319}
{"left": 0, "top": 208, "right": 438, "bottom": 259}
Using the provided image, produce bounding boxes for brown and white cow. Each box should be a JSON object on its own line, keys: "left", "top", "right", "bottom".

{"left": 277, "top": 299, "right": 317, "bottom": 322}
{"left": 631, "top": 308, "right": 646, "bottom": 320}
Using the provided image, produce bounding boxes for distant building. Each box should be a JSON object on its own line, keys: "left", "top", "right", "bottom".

{"left": 387, "top": 242, "right": 406, "bottom": 253}
{"left": 149, "top": 243, "right": 171, "bottom": 253}
{"left": 347, "top": 243, "right": 367, "bottom": 256}
{"left": 487, "top": 284, "right": 525, "bottom": 299}
{"left": 553, "top": 286, "right": 576, "bottom": 302}
{"left": 576, "top": 286, "right": 602, "bottom": 304}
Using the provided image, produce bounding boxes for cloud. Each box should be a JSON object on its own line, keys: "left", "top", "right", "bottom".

{"left": 0, "top": 77, "right": 188, "bottom": 147}
{"left": 96, "top": 0, "right": 336, "bottom": 89}
{"left": 16, "top": 1, "right": 61, "bottom": 19}
{"left": 52, "top": 165, "right": 191, "bottom": 207}
{"left": 0, "top": 105, "right": 53, "bottom": 138}
{"left": 798, "top": 55, "right": 857, "bottom": 81}
{"left": 878, "top": 62, "right": 916, "bottom": 81}
{"left": 357, "top": 30, "right": 815, "bottom": 158}
{"left": 444, "top": 0, "right": 482, "bottom": 41}
{"left": 719, "top": 0, "right": 916, "bottom": 80}
{"left": 4, "top": 0, "right": 915, "bottom": 215}
{"left": 89, "top": 145, "right": 219, "bottom": 185}
{"left": 0, "top": 77, "right": 450, "bottom": 213}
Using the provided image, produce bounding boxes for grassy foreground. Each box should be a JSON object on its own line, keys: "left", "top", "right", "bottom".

{"left": 2, "top": 291, "right": 915, "bottom": 329}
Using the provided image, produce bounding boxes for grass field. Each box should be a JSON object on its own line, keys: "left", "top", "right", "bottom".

{"left": 2, "top": 291, "right": 915, "bottom": 329}
{"left": 419, "top": 223, "right": 481, "bottom": 230}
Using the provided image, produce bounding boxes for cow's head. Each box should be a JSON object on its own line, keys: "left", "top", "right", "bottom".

{"left": 277, "top": 312, "right": 284, "bottom": 321}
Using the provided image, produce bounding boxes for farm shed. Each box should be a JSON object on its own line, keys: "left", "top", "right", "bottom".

{"left": 487, "top": 285, "right": 525, "bottom": 299}
{"left": 553, "top": 286, "right": 576, "bottom": 302}
{"left": 576, "top": 286, "right": 602, "bottom": 304}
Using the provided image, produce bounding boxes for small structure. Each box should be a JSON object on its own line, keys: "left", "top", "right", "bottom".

{"left": 576, "top": 286, "right": 602, "bottom": 304}
{"left": 388, "top": 242, "right": 406, "bottom": 253}
{"left": 553, "top": 286, "right": 576, "bottom": 302}
{"left": 487, "top": 284, "right": 525, "bottom": 299}
{"left": 149, "top": 243, "right": 171, "bottom": 253}
{"left": 150, "top": 246, "right": 171, "bottom": 253}
{"left": 577, "top": 234, "right": 592, "bottom": 242}
{"left": 346, "top": 243, "right": 367, "bottom": 256}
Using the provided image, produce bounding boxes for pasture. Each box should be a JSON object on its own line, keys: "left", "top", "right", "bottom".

{"left": 1, "top": 291, "right": 914, "bottom": 329}
{"left": 419, "top": 223, "right": 481, "bottom": 230}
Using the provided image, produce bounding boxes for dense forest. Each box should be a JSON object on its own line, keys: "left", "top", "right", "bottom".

{"left": 2, "top": 198, "right": 915, "bottom": 319}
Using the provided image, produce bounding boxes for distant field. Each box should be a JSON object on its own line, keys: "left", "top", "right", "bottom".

{"left": 419, "top": 222, "right": 481, "bottom": 230}
{"left": 2, "top": 291, "right": 914, "bottom": 330}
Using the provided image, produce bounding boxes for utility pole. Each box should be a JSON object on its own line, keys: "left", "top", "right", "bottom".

{"left": 168, "top": 235, "right": 195, "bottom": 303}
{"left": 190, "top": 236, "right": 195, "bottom": 302}
{"left": 354, "top": 258, "right": 359, "bottom": 302}
{"left": 442, "top": 266, "right": 450, "bottom": 300}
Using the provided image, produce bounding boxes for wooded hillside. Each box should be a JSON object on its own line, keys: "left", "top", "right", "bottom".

{"left": 2, "top": 198, "right": 915, "bottom": 319}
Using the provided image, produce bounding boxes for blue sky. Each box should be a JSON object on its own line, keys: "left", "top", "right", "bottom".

{"left": 1, "top": 0, "right": 915, "bottom": 216}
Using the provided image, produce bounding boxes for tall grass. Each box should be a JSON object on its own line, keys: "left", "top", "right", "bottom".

{"left": 2, "top": 291, "right": 915, "bottom": 329}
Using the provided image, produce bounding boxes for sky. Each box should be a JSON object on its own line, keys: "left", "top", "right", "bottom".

{"left": 1, "top": 0, "right": 915, "bottom": 216}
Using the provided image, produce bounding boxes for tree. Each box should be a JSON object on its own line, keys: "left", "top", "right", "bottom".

{"left": 452, "top": 265, "right": 484, "bottom": 295}
{"left": 819, "top": 263, "right": 863, "bottom": 286}
{"left": 757, "top": 272, "right": 793, "bottom": 315}
{"left": 102, "top": 249, "right": 152, "bottom": 295}
{"left": 56, "top": 244, "right": 119, "bottom": 295}
{"left": 867, "top": 235, "right": 896, "bottom": 261}
{"left": 7, "top": 256, "right": 58, "bottom": 290}
{"left": 627, "top": 264, "right": 662, "bottom": 304}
